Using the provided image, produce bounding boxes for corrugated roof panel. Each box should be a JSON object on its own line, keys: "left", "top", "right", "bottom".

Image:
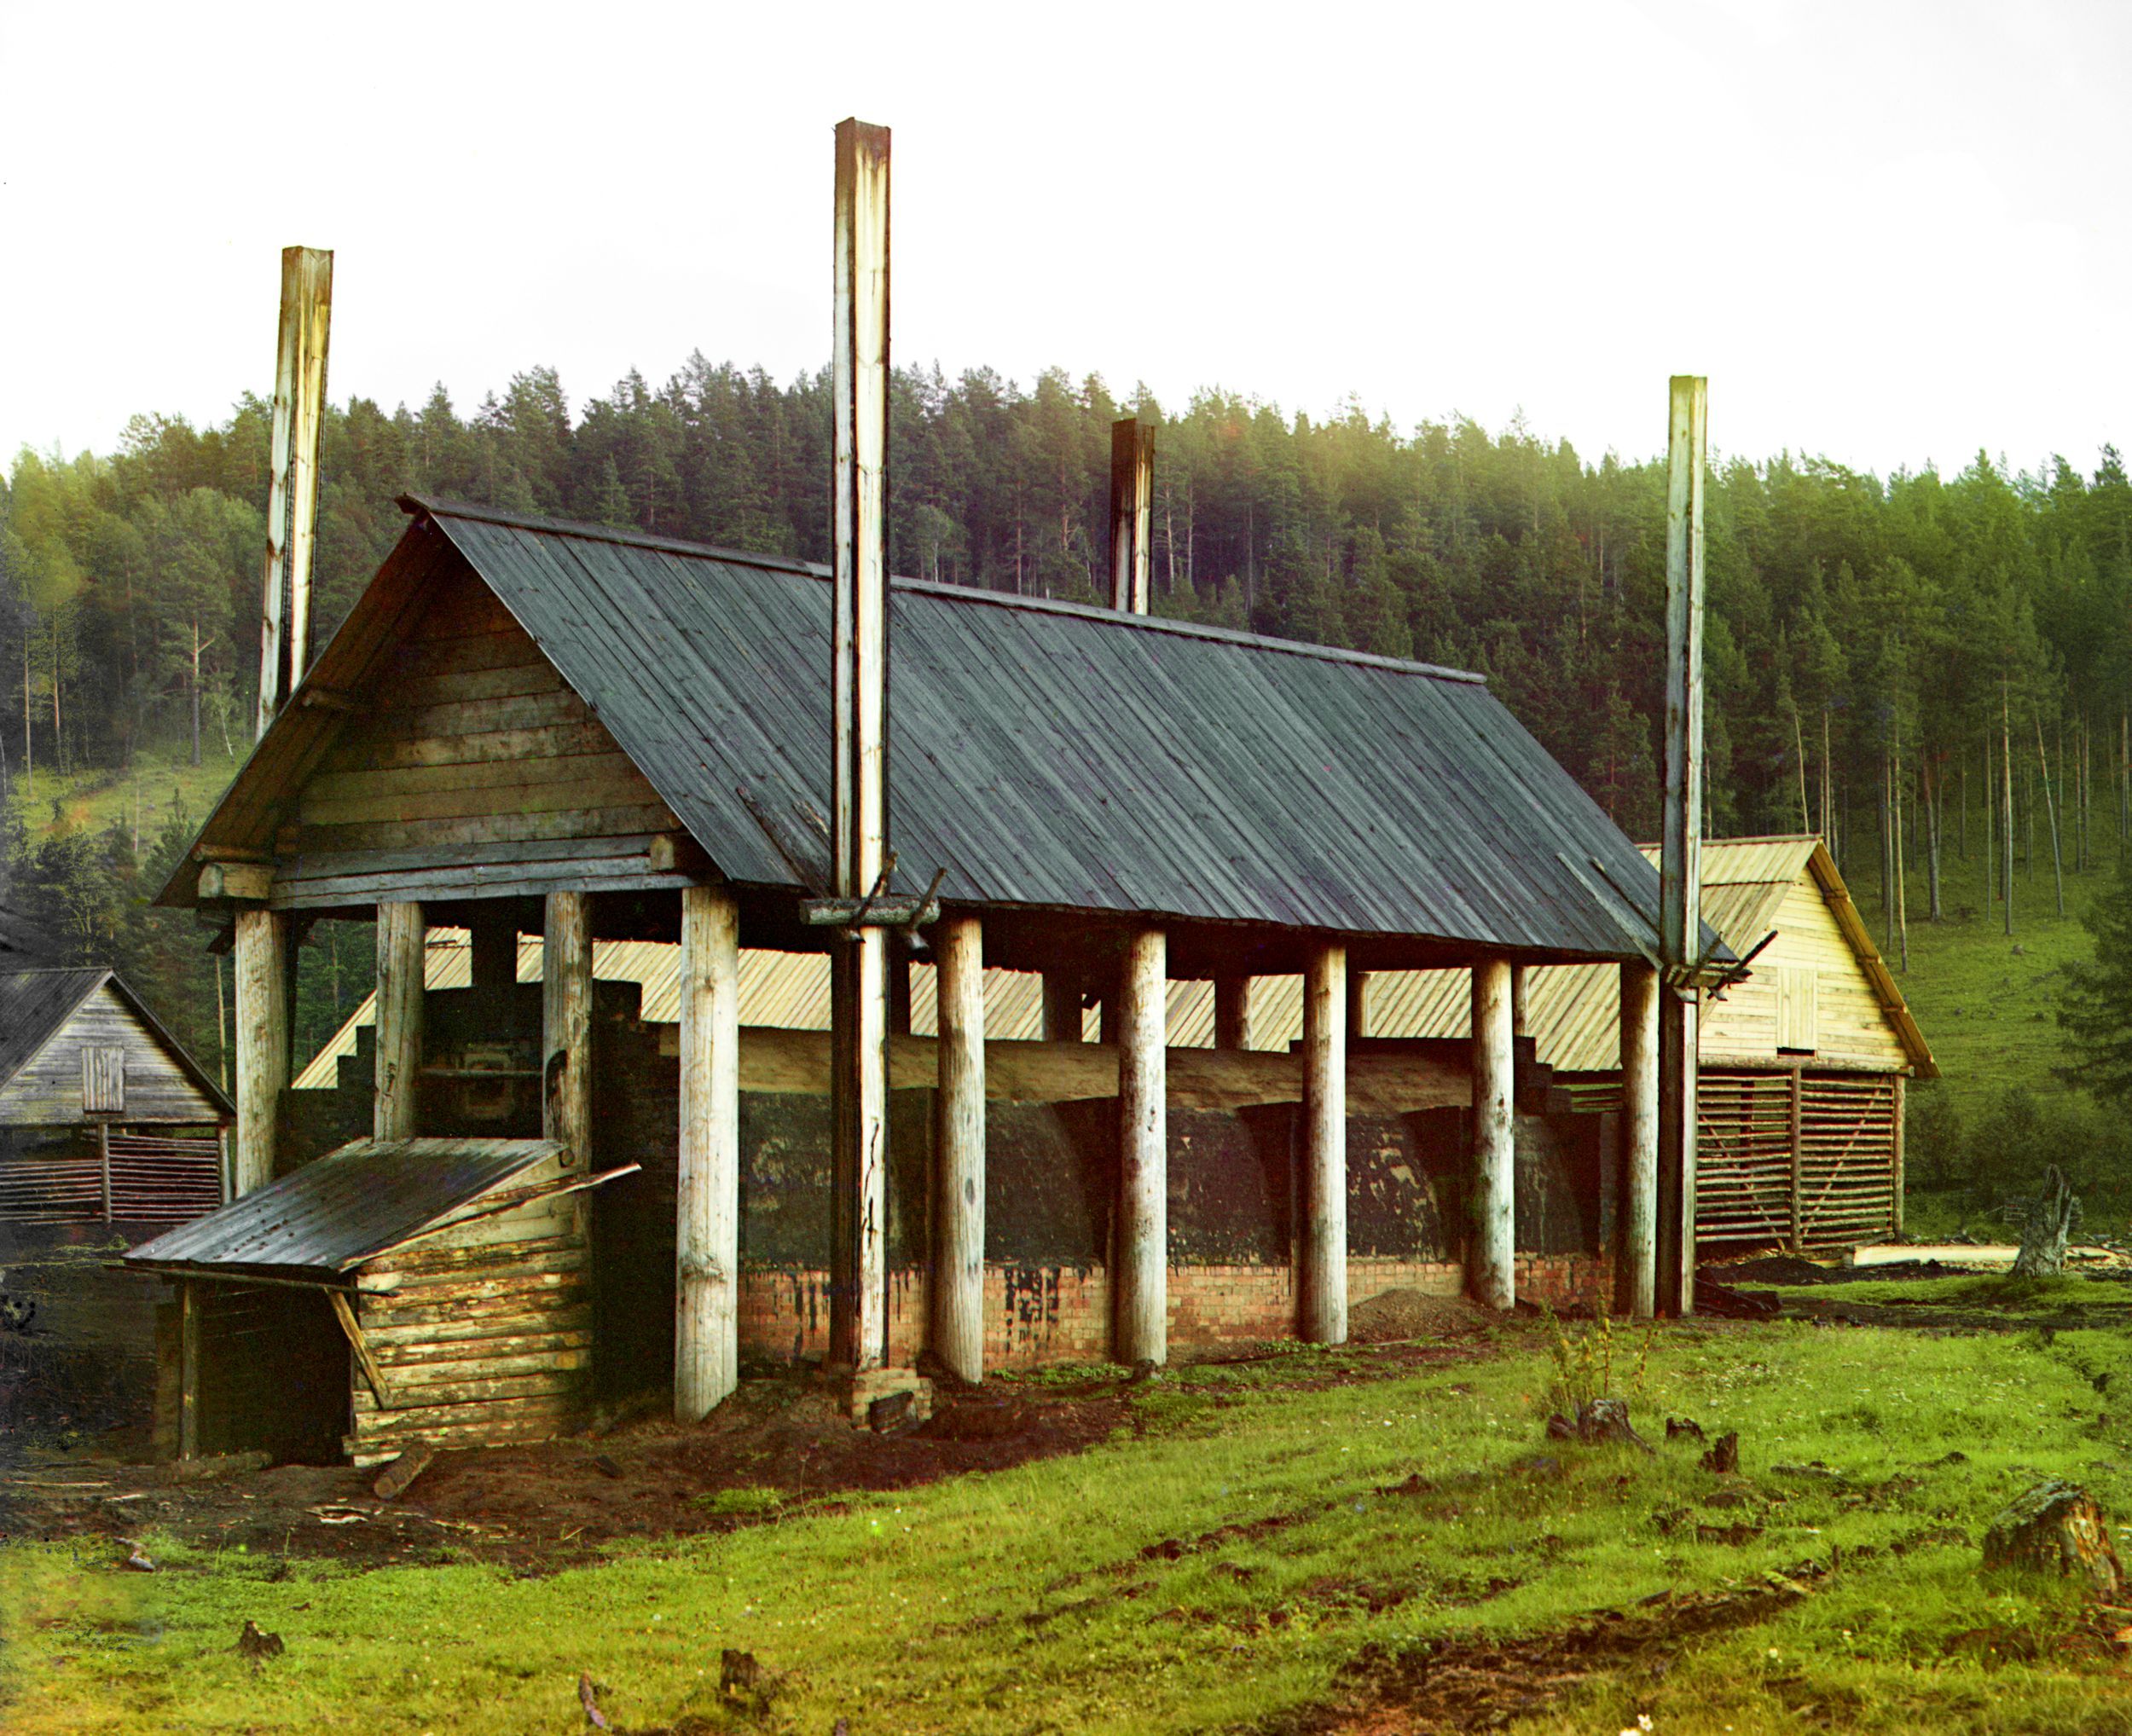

{"left": 125, "top": 1137, "right": 559, "bottom": 1275}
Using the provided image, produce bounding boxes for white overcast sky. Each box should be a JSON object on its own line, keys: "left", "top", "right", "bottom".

{"left": 2, "top": 0, "right": 2126, "bottom": 478}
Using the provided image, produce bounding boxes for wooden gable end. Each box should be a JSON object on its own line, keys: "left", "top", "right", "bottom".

{"left": 1698, "top": 875, "right": 1908, "bottom": 1070}
{"left": 284, "top": 567, "right": 681, "bottom": 867}
{"left": 0, "top": 983, "right": 223, "bottom": 1128}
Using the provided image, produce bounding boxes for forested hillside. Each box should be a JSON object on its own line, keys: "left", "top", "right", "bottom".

{"left": 2, "top": 357, "right": 2129, "bottom": 1209}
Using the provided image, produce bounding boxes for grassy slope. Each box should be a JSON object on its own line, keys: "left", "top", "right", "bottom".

{"left": 9, "top": 738, "right": 242, "bottom": 849}
{"left": 3, "top": 1316, "right": 2129, "bottom": 1736}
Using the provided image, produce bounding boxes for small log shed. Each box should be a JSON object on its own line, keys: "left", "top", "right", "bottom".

{"left": 125, "top": 1136, "right": 618, "bottom": 1466}
{"left": 139, "top": 494, "right": 1725, "bottom": 1461}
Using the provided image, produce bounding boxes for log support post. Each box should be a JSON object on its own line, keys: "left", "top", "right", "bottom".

{"left": 1469, "top": 958, "right": 1515, "bottom": 1311}
{"left": 675, "top": 884, "right": 740, "bottom": 1420}
{"left": 374, "top": 900, "right": 425, "bottom": 1142}
{"left": 1214, "top": 972, "right": 1252, "bottom": 1051}
{"left": 1892, "top": 1074, "right": 1907, "bottom": 1238}
{"left": 177, "top": 1279, "right": 200, "bottom": 1461}
{"left": 1109, "top": 418, "right": 1155, "bottom": 613}
{"left": 828, "top": 117, "right": 894, "bottom": 1379}
{"left": 254, "top": 246, "right": 333, "bottom": 738}
{"left": 1617, "top": 962, "right": 1660, "bottom": 1316}
{"left": 1114, "top": 928, "right": 1167, "bottom": 1365}
{"left": 1788, "top": 1067, "right": 1805, "bottom": 1253}
{"left": 931, "top": 914, "right": 987, "bottom": 1383}
{"left": 232, "top": 906, "right": 289, "bottom": 1195}
{"left": 1041, "top": 973, "right": 1082, "bottom": 1043}
{"left": 1657, "top": 373, "right": 1708, "bottom": 1316}
{"left": 542, "top": 891, "right": 594, "bottom": 1172}
{"left": 1299, "top": 943, "right": 1347, "bottom": 1343}
{"left": 1510, "top": 964, "right": 1530, "bottom": 1040}
{"left": 1347, "top": 968, "right": 1371, "bottom": 1039}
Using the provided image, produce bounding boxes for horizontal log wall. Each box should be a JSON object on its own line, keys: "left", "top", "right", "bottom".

{"left": 291, "top": 570, "right": 679, "bottom": 866}
{"left": 349, "top": 1231, "right": 592, "bottom": 1467}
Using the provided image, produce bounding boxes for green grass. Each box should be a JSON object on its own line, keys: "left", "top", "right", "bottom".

{"left": 1756, "top": 1270, "right": 2132, "bottom": 1311}
{"left": 6, "top": 737, "right": 240, "bottom": 847}
{"left": 1875, "top": 838, "right": 2106, "bottom": 1126}
{"left": 6, "top": 1322, "right": 2129, "bottom": 1735}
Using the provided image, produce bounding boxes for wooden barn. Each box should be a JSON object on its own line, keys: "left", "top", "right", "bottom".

{"left": 0, "top": 969, "right": 231, "bottom": 1223}
{"left": 1347, "top": 837, "right": 1935, "bottom": 1253}
{"left": 0, "top": 968, "right": 232, "bottom": 1444}
{"left": 131, "top": 489, "right": 1726, "bottom": 1461}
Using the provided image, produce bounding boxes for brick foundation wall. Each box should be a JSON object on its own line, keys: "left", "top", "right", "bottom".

{"left": 738, "top": 1253, "right": 1614, "bottom": 1369}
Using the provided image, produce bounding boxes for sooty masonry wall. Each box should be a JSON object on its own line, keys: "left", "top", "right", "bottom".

{"left": 287, "top": 1000, "right": 1614, "bottom": 1382}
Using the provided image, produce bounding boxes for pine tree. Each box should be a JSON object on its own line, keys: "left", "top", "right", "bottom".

{"left": 2057, "top": 846, "right": 2132, "bottom": 1103}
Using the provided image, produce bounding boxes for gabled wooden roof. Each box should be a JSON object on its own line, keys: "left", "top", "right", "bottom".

{"left": 165, "top": 496, "right": 1723, "bottom": 963}
{"left": 0, "top": 968, "right": 235, "bottom": 1115}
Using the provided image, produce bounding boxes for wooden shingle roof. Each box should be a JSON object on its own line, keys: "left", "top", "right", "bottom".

{"left": 169, "top": 497, "right": 1724, "bottom": 963}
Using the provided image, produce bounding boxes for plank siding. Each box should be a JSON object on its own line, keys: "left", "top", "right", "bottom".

{"left": 289, "top": 569, "right": 678, "bottom": 875}
{"left": 0, "top": 984, "right": 223, "bottom": 1128}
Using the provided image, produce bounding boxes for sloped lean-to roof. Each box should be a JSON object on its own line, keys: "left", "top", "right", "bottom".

{"left": 167, "top": 496, "right": 1726, "bottom": 965}
{"left": 125, "top": 1137, "right": 563, "bottom": 1278}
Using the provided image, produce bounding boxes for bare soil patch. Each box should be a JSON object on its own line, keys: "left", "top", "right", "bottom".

{"left": 1347, "top": 1288, "right": 1492, "bottom": 1344}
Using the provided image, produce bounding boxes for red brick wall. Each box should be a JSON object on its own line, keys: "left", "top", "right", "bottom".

{"left": 738, "top": 1253, "right": 1614, "bottom": 1369}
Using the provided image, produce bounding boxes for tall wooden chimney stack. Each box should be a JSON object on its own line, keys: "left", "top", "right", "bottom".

{"left": 254, "top": 246, "right": 333, "bottom": 738}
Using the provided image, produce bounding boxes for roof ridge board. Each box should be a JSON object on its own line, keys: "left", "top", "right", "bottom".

{"left": 405, "top": 493, "right": 1488, "bottom": 688}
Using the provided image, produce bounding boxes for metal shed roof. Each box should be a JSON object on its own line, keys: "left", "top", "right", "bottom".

{"left": 125, "top": 1137, "right": 559, "bottom": 1277}
{"left": 169, "top": 497, "right": 1723, "bottom": 964}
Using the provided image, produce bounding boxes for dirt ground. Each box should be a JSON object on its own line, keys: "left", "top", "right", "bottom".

{"left": 1712, "top": 1254, "right": 2132, "bottom": 1331}
{"left": 0, "top": 1367, "right": 1149, "bottom": 1573}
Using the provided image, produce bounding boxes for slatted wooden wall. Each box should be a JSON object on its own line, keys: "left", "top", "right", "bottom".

{"left": 0, "top": 1129, "right": 222, "bottom": 1222}
{"left": 293, "top": 569, "right": 678, "bottom": 862}
{"left": 1555, "top": 1066, "right": 1901, "bottom": 1254}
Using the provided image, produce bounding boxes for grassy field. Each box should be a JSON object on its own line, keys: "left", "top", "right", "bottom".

{"left": 4, "top": 1309, "right": 2129, "bottom": 1735}
{"left": 7, "top": 738, "right": 242, "bottom": 849}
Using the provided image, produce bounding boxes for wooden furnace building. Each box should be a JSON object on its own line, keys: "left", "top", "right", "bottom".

{"left": 136, "top": 495, "right": 1721, "bottom": 1462}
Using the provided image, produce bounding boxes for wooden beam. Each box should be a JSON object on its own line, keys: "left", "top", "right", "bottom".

{"left": 1114, "top": 928, "right": 1167, "bottom": 1365}
{"left": 1787, "top": 1067, "right": 1805, "bottom": 1254}
{"left": 931, "top": 914, "right": 986, "bottom": 1383}
{"left": 675, "top": 884, "right": 740, "bottom": 1420}
{"left": 255, "top": 246, "right": 333, "bottom": 739}
{"left": 198, "top": 861, "right": 274, "bottom": 903}
{"left": 1617, "top": 962, "right": 1660, "bottom": 1317}
{"left": 1214, "top": 972, "right": 1252, "bottom": 1051}
{"left": 178, "top": 1280, "right": 200, "bottom": 1461}
{"left": 1109, "top": 418, "right": 1154, "bottom": 613}
{"left": 232, "top": 908, "right": 288, "bottom": 1195}
{"left": 329, "top": 1288, "right": 397, "bottom": 1410}
{"left": 1041, "top": 973, "right": 1082, "bottom": 1044}
{"left": 374, "top": 901, "right": 425, "bottom": 1142}
{"left": 1509, "top": 965, "right": 1530, "bottom": 1040}
{"left": 1892, "top": 1074, "right": 1907, "bottom": 1238}
{"left": 468, "top": 910, "right": 519, "bottom": 1005}
{"left": 1469, "top": 958, "right": 1515, "bottom": 1311}
{"left": 1299, "top": 943, "right": 1347, "bottom": 1344}
{"left": 1657, "top": 373, "right": 1707, "bottom": 1316}
{"left": 829, "top": 116, "right": 894, "bottom": 1375}
{"left": 542, "top": 891, "right": 593, "bottom": 1172}
{"left": 1347, "top": 968, "right": 1371, "bottom": 1039}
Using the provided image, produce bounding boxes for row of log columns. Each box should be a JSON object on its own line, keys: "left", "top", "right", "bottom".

{"left": 675, "top": 885, "right": 741, "bottom": 1419}
{"left": 930, "top": 915, "right": 987, "bottom": 1382}
{"left": 1617, "top": 962, "right": 1662, "bottom": 1316}
{"left": 1114, "top": 928, "right": 1168, "bottom": 1365}
{"left": 373, "top": 901, "right": 425, "bottom": 1141}
{"left": 231, "top": 908, "right": 289, "bottom": 1196}
{"left": 1469, "top": 958, "right": 1517, "bottom": 1311}
{"left": 1299, "top": 944, "right": 1347, "bottom": 1343}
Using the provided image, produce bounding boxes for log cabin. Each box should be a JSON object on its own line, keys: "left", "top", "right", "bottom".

{"left": 0, "top": 967, "right": 232, "bottom": 1443}
{"left": 133, "top": 494, "right": 1727, "bottom": 1463}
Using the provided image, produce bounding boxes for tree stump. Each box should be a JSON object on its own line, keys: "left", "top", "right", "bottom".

{"left": 1545, "top": 1397, "right": 1654, "bottom": 1453}
{"left": 2011, "top": 1166, "right": 2081, "bottom": 1278}
{"left": 1983, "top": 1479, "right": 2122, "bottom": 1595}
